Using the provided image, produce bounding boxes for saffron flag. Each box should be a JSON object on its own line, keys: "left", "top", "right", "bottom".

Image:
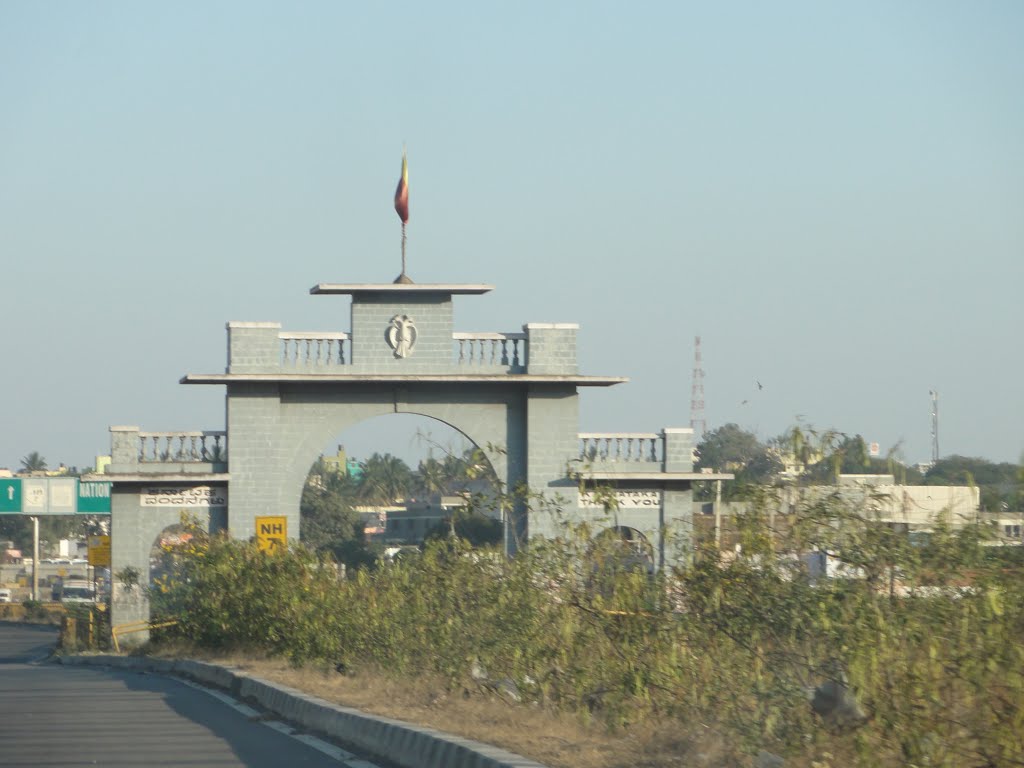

{"left": 394, "top": 151, "right": 409, "bottom": 224}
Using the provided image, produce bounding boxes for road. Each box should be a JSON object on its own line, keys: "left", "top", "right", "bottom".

{"left": 0, "top": 622, "right": 384, "bottom": 768}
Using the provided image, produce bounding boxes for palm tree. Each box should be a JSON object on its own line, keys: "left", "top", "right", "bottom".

{"left": 19, "top": 451, "right": 47, "bottom": 473}
{"left": 357, "top": 453, "right": 414, "bottom": 504}
{"left": 416, "top": 457, "right": 448, "bottom": 497}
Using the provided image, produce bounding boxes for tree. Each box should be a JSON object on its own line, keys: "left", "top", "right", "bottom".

{"left": 19, "top": 451, "right": 47, "bottom": 473}
{"left": 415, "top": 457, "right": 449, "bottom": 497}
{"left": 424, "top": 509, "right": 503, "bottom": 547}
{"left": 300, "top": 461, "right": 364, "bottom": 551}
{"left": 357, "top": 453, "right": 414, "bottom": 504}
{"left": 694, "top": 423, "right": 781, "bottom": 495}
{"left": 925, "top": 455, "right": 1022, "bottom": 511}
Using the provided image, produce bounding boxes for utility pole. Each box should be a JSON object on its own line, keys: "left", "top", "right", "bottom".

{"left": 31, "top": 516, "right": 39, "bottom": 602}
{"left": 714, "top": 479, "right": 722, "bottom": 551}
{"left": 929, "top": 390, "right": 939, "bottom": 466}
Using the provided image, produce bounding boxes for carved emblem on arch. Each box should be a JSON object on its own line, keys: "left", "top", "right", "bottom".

{"left": 385, "top": 314, "right": 418, "bottom": 358}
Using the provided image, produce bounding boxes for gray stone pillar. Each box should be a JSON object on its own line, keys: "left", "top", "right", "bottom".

{"left": 524, "top": 324, "right": 578, "bottom": 374}
{"left": 228, "top": 322, "right": 281, "bottom": 373}
{"left": 108, "top": 426, "right": 139, "bottom": 474}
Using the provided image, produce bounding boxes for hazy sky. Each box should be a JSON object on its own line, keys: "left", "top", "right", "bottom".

{"left": 2, "top": 2, "right": 1022, "bottom": 472}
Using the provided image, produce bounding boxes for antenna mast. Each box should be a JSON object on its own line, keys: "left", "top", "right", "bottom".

{"left": 929, "top": 389, "right": 939, "bottom": 465}
{"left": 690, "top": 336, "right": 707, "bottom": 437}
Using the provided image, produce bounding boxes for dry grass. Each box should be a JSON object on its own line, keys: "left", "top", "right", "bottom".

{"left": 153, "top": 646, "right": 727, "bottom": 768}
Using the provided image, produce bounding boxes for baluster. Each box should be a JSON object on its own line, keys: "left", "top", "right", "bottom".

{"left": 457, "top": 339, "right": 466, "bottom": 364}
{"left": 513, "top": 339, "right": 521, "bottom": 368}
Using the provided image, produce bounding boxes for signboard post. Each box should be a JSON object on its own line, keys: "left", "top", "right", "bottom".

{"left": 256, "top": 516, "right": 287, "bottom": 554}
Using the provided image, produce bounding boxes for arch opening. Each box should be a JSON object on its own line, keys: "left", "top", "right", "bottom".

{"left": 297, "top": 413, "right": 506, "bottom": 567}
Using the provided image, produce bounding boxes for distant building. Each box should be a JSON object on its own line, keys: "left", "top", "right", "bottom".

{"left": 385, "top": 495, "right": 471, "bottom": 545}
{"left": 352, "top": 505, "right": 404, "bottom": 541}
{"left": 321, "top": 445, "right": 348, "bottom": 475}
{"left": 320, "top": 446, "right": 363, "bottom": 481}
{"left": 695, "top": 474, "right": 986, "bottom": 552}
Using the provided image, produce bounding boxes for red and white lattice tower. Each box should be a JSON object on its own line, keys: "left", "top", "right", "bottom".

{"left": 690, "top": 336, "right": 707, "bottom": 437}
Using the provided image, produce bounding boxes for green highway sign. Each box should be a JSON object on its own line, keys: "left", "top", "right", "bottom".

{"left": 0, "top": 478, "right": 110, "bottom": 515}
{"left": 78, "top": 481, "right": 112, "bottom": 514}
{"left": 0, "top": 479, "right": 20, "bottom": 513}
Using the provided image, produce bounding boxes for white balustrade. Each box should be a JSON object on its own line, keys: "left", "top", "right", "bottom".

{"left": 139, "top": 431, "right": 227, "bottom": 463}
{"left": 280, "top": 332, "right": 349, "bottom": 366}
{"left": 453, "top": 332, "right": 526, "bottom": 371}
{"left": 578, "top": 433, "right": 663, "bottom": 464}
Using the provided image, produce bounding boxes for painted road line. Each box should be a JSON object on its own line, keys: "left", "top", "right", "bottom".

{"left": 181, "top": 678, "right": 375, "bottom": 765}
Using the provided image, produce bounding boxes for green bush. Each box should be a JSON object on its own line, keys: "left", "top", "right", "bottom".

{"left": 151, "top": 495, "right": 1024, "bottom": 766}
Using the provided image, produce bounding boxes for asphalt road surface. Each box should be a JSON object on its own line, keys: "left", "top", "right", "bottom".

{"left": 0, "top": 622, "right": 383, "bottom": 768}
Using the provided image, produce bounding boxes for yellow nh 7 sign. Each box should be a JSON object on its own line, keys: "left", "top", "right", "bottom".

{"left": 256, "top": 516, "right": 287, "bottom": 554}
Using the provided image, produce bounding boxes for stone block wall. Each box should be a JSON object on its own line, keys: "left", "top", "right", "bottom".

{"left": 227, "top": 322, "right": 281, "bottom": 373}
{"left": 350, "top": 294, "right": 453, "bottom": 372}
{"left": 524, "top": 323, "right": 578, "bottom": 375}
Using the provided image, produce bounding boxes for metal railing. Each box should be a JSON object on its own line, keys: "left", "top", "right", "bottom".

{"left": 111, "top": 619, "right": 179, "bottom": 653}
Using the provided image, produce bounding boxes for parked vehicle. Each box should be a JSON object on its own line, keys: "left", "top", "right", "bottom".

{"left": 54, "top": 580, "right": 96, "bottom": 604}
{"left": 0, "top": 588, "right": 12, "bottom": 603}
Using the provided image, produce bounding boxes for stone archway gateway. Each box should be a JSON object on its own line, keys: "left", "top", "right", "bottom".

{"left": 95, "top": 281, "right": 731, "bottom": 635}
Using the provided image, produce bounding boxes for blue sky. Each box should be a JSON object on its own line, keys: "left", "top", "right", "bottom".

{"left": 1, "top": 1, "right": 1022, "bottom": 471}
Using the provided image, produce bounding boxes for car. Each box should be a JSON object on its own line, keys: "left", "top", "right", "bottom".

{"left": 0, "top": 589, "right": 13, "bottom": 603}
